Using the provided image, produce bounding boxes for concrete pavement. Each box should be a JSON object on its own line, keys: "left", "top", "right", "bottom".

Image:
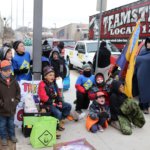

{"left": 16, "top": 70, "right": 150, "bottom": 150}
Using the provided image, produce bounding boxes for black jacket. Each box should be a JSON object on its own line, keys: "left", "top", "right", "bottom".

{"left": 110, "top": 80, "right": 127, "bottom": 121}
{"left": 93, "top": 47, "right": 111, "bottom": 71}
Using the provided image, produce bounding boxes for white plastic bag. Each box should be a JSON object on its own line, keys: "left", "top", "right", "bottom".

{"left": 56, "top": 77, "right": 63, "bottom": 89}
{"left": 23, "top": 94, "right": 38, "bottom": 113}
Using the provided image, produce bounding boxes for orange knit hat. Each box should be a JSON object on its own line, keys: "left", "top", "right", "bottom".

{"left": 0, "top": 60, "right": 11, "bottom": 71}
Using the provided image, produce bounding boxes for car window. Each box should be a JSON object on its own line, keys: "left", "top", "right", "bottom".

{"left": 86, "top": 42, "right": 98, "bottom": 53}
{"left": 63, "top": 41, "right": 76, "bottom": 47}
{"left": 77, "top": 43, "right": 85, "bottom": 54}
{"left": 107, "top": 43, "right": 120, "bottom": 52}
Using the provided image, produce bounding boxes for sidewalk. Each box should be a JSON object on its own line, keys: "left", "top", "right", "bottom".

{"left": 16, "top": 70, "right": 150, "bottom": 150}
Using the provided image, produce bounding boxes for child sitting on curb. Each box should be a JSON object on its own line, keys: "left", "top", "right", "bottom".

{"left": 38, "top": 66, "right": 72, "bottom": 133}
{"left": 110, "top": 80, "right": 145, "bottom": 135}
{"left": 86, "top": 91, "right": 110, "bottom": 133}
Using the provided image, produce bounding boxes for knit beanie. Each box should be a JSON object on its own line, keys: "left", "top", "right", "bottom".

{"left": 82, "top": 63, "right": 91, "bottom": 70}
{"left": 43, "top": 66, "right": 54, "bottom": 77}
{"left": 0, "top": 60, "right": 11, "bottom": 71}
{"left": 2, "top": 46, "right": 11, "bottom": 59}
{"left": 13, "top": 40, "right": 22, "bottom": 51}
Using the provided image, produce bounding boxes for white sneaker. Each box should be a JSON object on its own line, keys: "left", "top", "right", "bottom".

{"left": 99, "top": 126, "right": 104, "bottom": 132}
{"left": 78, "top": 112, "right": 86, "bottom": 120}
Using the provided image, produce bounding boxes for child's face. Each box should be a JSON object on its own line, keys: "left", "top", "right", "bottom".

{"left": 16, "top": 43, "right": 25, "bottom": 54}
{"left": 6, "top": 50, "right": 12, "bottom": 61}
{"left": 96, "top": 76, "right": 104, "bottom": 84}
{"left": 119, "top": 84, "right": 124, "bottom": 93}
{"left": 44, "top": 72, "right": 55, "bottom": 82}
{"left": 53, "top": 53, "right": 59, "bottom": 60}
{"left": 147, "top": 42, "right": 150, "bottom": 49}
{"left": 96, "top": 96, "right": 105, "bottom": 105}
{"left": 1, "top": 69, "right": 11, "bottom": 78}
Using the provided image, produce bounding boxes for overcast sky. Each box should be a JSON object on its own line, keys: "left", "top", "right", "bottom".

{"left": 0, "top": 0, "right": 138, "bottom": 29}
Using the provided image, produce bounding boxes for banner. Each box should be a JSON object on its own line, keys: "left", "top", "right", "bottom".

{"left": 14, "top": 80, "right": 41, "bottom": 127}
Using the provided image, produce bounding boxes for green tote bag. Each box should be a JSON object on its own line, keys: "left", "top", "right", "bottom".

{"left": 30, "top": 116, "right": 57, "bottom": 148}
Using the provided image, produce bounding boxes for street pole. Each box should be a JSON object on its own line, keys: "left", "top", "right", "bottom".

{"left": 11, "top": 0, "right": 12, "bottom": 29}
{"left": 16, "top": 0, "right": 18, "bottom": 29}
{"left": 33, "top": 0, "right": 43, "bottom": 80}
{"left": 22, "top": 0, "right": 24, "bottom": 27}
{"left": 96, "top": 0, "right": 103, "bottom": 70}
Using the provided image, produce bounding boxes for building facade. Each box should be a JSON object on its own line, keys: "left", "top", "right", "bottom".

{"left": 55, "top": 23, "right": 88, "bottom": 41}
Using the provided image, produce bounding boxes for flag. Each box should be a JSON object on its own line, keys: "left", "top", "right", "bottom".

{"left": 124, "top": 20, "right": 141, "bottom": 97}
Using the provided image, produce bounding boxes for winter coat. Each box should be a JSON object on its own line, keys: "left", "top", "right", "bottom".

{"left": 110, "top": 80, "right": 127, "bottom": 121}
{"left": 38, "top": 80, "right": 63, "bottom": 109}
{"left": 0, "top": 75, "right": 21, "bottom": 116}
{"left": 86, "top": 100, "right": 110, "bottom": 131}
{"left": 89, "top": 101, "right": 110, "bottom": 120}
{"left": 50, "top": 51, "right": 67, "bottom": 79}
{"left": 75, "top": 74, "right": 95, "bottom": 94}
{"left": 93, "top": 47, "right": 111, "bottom": 71}
{"left": 133, "top": 49, "right": 150, "bottom": 103}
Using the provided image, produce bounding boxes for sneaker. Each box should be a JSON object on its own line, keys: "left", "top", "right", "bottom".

{"left": 1, "top": 139, "right": 8, "bottom": 146}
{"left": 99, "top": 126, "right": 104, "bottom": 132}
{"left": 10, "top": 136, "right": 18, "bottom": 143}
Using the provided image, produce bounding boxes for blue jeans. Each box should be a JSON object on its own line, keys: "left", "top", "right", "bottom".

{"left": 50, "top": 102, "right": 71, "bottom": 120}
{"left": 0, "top": 115, "right": 15, "bottom": 139}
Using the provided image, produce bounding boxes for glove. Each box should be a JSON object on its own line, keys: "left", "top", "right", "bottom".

{"left": 14, "top": 68, "right": 28, "bottom": 74}
{"left": 20, "top": 68, "right": 28, "bottom": 74}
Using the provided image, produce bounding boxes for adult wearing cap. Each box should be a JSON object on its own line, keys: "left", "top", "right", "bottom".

{"left": 0, "top": 60, "right": 20, "bottom": 146}
{"left": 75, "top": 63, "right": 95, "bottom": 114}
{"left": 133, "top": 37, "right": 150, "bottom": 114}
{"left": 12, "top": 40, "right": 32, "bottom": 81}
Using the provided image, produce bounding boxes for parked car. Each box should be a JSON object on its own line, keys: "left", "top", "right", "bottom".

{"left": 65, "top": 40, "right": 120, "bottom": 69}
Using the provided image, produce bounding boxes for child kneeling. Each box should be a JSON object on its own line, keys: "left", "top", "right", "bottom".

{"left": 38, "top": 66, "right": 71, "bottom": 131}
{"left": 86, "top": 92, "right": 110, "bottom": 133}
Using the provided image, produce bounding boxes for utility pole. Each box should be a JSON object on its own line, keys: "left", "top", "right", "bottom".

{"left": 16, "top": 0, "right": 18, "bottom": 29}
{"left": 96, "top": 0, "right": 107, "bottom": 70}
{"left": 22, "top": 0, "right": 24, "bottom": 27}
{"left": 11, "top": 0, "right": 12, "bottom": 29}
{"left": 33, "top": 0, "right": 43, "bottom": 80}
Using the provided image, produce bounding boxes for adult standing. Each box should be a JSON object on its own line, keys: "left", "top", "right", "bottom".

{"left": 133, "top": 37, "right": 150, "bottom": 114}
{"left": 93, "top": 41, "right": 111, "bottom": 81}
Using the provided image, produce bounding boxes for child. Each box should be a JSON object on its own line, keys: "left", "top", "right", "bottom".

{"left": 0, "top": 45, "right": 14, "bottom": 74}
{"left": 12, "top": 40, "right": 32, "bottom": 81}
{"left": 38, "top": 66, "right": 71, "bottom": 131}
{"left": 0, "top": 60, "right": 21, "bottom": 146}
{"left": 75, "top": 63, "right": 95, "bottom": 114}
{"left": 86, "top": 91, "right": 110, "bottom": 133}
{"left": 110, "top": 80, "right": 145, "bottom": 135}
{"left": 88, "top": 73, "right": 110, "bottom": 105}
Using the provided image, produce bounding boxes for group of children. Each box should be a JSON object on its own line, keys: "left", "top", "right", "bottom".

{"left": 0, "top": 40, "right": 146, "bottom": 146}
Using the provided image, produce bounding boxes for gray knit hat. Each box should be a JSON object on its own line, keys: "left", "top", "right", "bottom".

{"left": 2, "top": 46, "right": 11, "bottom": 59}
{"left": 82, "top": 63, "right": 91, "bottom": 70}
